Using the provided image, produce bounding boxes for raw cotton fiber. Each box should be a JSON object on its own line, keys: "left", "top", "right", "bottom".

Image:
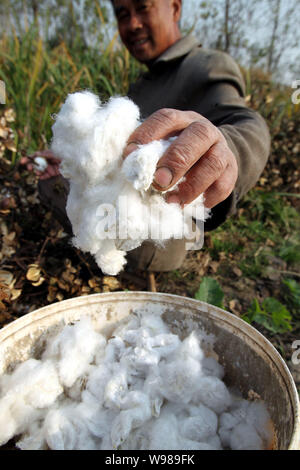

{"left": 0, "top": 313, "right": 274, "bottom": 450}
{"left": 51, "top": 92, "right": 210, "bottom": 275}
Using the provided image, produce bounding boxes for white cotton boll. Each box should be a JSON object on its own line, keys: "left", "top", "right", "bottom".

{"left": 65, "top": 373, "right": 93, "bottom": 401}
{"left": 218, "top": 399, "right": 251, "bottom": 448}
{"left": 246, "top": 401, "right": 273, "bottom": 447}
{"left": 138, "top": 309, "right": 170, "bottom": 336}
{"left": 151, "top": 396, "right": 164, "bottom": 418}
{"left": 144, "top": 334, "right": 181, "bottom": 359}
{"left": 104, "top": 365, "right": 128, "bottom": 410}
{"left": 179, "top": 332, "right": 204, "bottom": 362}
{"left": 218, "top": 410, "right": 241, "bottom": 443}
{"left": 108, "top": 336, "right": 126, "bottom": 358}
{"left": 148, "top": 411, "right": 180, "bottom": 450}
{"left": 222, "top": 398, "right": 250, "bottom": 427}
{"left": 95, "top": 241, "right": 127, "bottom": 276}
{"left": 180, "top": 439, "right": 215, "bottom": 450}
{"left": 0, "top": 396, "right": 27, "bottom": 446}
{"left": 143, "top": 372, "right": 164, "bottom": 416}
{"left": 205, "top": 434, "right": 222, "bottom": 450}
{"left": 194, "top": 376, "right": 232, "bottom": 414}
{"left": 121, "top": 425, "right": 150, "bottom": 450}
{"left": 86, "top": 409, "right": 114, "bottom": 441}
{"left": 24, "top": 361, "right": 63, "bottom": 408}
{"left": 126, "top": 347, "right": 160, "bottom": 372}
{"left": 44, "top": 404, "right": 99, "bottom": 450}
{"left": 111, "top": 391, "right": 151, "bottom": 448}
{"left": 85, "top": 363, "right": 111, "bottom": 406}
{"left": 51, "top": 92, "right": 209, "bottom": 275}
{"left": 160, "top": 357, "right": 202, "bottom": 404}
{"left": 43, "top": 408, "right": 73, "bottom": 450}
{"left": 100, "top": 96, "right": 140, "bottom": 172}
{"left": 75, "top": 401, "right": 110, "bottom": 440}
{"left": 122, "top": 329, "right": 142, "bottom": 346}
{"left": 34, "top": 156, "right": 48, "bottom": 172}
{"left": 181, "top": 404, "right": 218, "bottom": 441}
{"left": 42, "top": 317, "right": 101, "bottom": 388}
{"left": 202, "top": 356, "right": 225, "bottom": 379}
{"left": 184, "top": 193, "right": 211, "bottom": 221}
{"left": 229, "top": 422, "right": 263, "bottom": 450}
{"left": 103, "top": 341, "right": 119, "bottom": 364}
{"left": 52, "top": 92, "right": 97, "bottom": 146}
{"left": 122, "top": 139, "right": 170, "bottom": 191}
{"left": 140, "top": 312, "right": 170, "bottom": 335}
{"left": 16, "top": 420, "right": 47, "bottom": 450}
{"left": 146, "top": 194, "right": 184, "bottom": 242}
{"left": 0, "top": 359, "right": 62, "bottom": 446}
{"left": 0, "top": 358, "right": 62, "bottom": 408}
{"left": 94, "top": 341, "right": 107, "bottom": 365}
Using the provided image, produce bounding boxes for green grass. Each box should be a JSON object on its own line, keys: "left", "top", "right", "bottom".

{"left": 207, "top": 189, "right": 300, "bottom": 278}
{"left": 0, "top": 27, "right": 143, "bottom": 154}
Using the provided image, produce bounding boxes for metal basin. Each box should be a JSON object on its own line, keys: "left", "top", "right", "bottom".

{"left": 0, "top": 291, "right": 298, "bottom": 449}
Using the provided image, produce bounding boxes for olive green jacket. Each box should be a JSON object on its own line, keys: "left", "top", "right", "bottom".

{"left": 128, "top": 34, "right": 270, "bottom": 230}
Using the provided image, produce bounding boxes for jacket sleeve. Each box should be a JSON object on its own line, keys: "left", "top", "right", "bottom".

{"left": 183, "top": 49, "right": 271, "bottom": 230}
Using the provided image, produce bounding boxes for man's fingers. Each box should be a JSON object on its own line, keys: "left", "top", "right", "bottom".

{"left": 123, "top": 108, "right": 199, "bottom": 159}
{"left": 203, "top": 163, "right": 238, "bottom": 208}
{"left": 154, "top": 122, "right": 221, "bottom": 191}
{"left": 122, "top": 107, "right": 237, "bottom": 208}
{"left": 166, "top": 143, "right": 237, "bottom": 207}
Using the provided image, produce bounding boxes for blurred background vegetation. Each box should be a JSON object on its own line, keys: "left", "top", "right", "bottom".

{"left": 0, "top": 0, "right": 299, "bottom": 382}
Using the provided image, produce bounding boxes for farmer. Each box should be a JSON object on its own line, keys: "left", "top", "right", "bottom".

{"left": 23, "top": 0, "right": 270, "bottom": 272}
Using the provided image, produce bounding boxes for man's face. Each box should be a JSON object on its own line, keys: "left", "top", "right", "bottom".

{"left": 113, "top": 0, "right": 182, "bottom": 64}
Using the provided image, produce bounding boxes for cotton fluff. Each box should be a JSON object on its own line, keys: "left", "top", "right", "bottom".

{"left": 51, "top": 91, "right": 210, "bottom": 275}
{"left": 0, "top": 313, "right": 274, "bottom": 450}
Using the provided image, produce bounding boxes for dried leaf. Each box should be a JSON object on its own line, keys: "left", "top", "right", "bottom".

{"left": 26, "top": 264, "right": 41, "bottom": 282}
{"left": 0, "top": 283, "right": 10, "bottom": 301}
{"left": 81, "top": 286, "right": 90, "bottom": 294}
{"left": 56, "top": 292, "right": 64, "bottom": 301}
{"left": 232, "top": 266, "right": 242, "bottom": 277}
{"left": 11, "top": 288, "right": 22, "bottom": 300}
{"left": 4, "top": 231, "right": 16, "bottom": 243}
{"left": 58, "top": 279, "right": 69, "bottom": 291}
{"left": 4, "top": 108, "right": 16, "bottom": 122}
{"left": 88, "top": 277, "right": 101, "bottom": 289}
{"left": 0, "top": 127, "right": 9, "bottom": 139}
{"left": 102, "top": 276, "right": 120, "bottom": 291}
{"left": 4, "top": 139, "right": 17, "bottom": 152}
{"left": 32, "top": 277, "right": 45, "bottom": 287}
{"left": 61, "top": 270, "right": 75, "bottom": 283}
{"left": 0, "top": 269, "right": 14, "bottom": 286}
{"left": 47, "top": 286, "right": 57, "bottom": 302}
{"left": 209, "top": 261, "right": 219, "bottom": 274}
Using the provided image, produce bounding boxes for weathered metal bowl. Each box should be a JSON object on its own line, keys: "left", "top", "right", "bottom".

{"left": 0, "top": 291, "right": 298, "bottom": 449}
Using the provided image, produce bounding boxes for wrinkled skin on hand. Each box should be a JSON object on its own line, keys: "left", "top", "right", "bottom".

{"left": 123, "top": 108, "right": 238, "bottom": 209}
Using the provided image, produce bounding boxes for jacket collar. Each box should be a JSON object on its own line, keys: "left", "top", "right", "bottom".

{"left": 150, "top": 33, "right": 200, "bottom": 68}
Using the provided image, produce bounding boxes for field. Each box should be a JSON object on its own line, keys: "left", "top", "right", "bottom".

{"left": 0, "top": 28, "right": 299, "bottom": 391}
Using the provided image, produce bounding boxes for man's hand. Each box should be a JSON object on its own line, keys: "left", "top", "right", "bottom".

{"left": 20, "top": 149, "right": 61, "bottom": 180}
{"left": 123, "top": 109, "right": 238, "bottom": 209}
